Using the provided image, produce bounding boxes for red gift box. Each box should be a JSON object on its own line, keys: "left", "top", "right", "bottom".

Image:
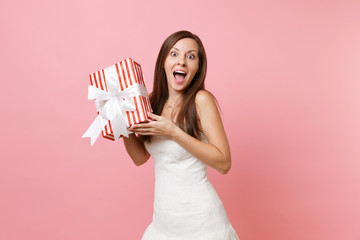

{"left": 83, "top": 58, "right": 152, "bottom": 145}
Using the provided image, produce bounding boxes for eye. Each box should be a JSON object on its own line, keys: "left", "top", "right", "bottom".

{"left": 170, "top": 51, "right": 177, "bottom": 57}
{"left": 187, "top": 54, "right": 195, "bottom": 59}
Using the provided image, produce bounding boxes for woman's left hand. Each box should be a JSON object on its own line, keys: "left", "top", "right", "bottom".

{"left": 128, "top": 113, "right": 179, "bottom": 138}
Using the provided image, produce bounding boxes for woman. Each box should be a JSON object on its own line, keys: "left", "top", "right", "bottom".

{"left": 124, "top": 30, "right": 239, "bottom": 240}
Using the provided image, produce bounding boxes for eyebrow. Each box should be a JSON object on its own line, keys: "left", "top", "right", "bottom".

{"left": 172, "top": 47, "right": 197, "bottom": 53}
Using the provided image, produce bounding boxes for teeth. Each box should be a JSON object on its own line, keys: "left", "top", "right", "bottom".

{"left": 174, "top": 70, "right": 186, "bottom": 74}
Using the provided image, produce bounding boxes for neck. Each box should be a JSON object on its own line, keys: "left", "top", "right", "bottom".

{"left": 167, "top": 90, "right": 183, "bottom": 105}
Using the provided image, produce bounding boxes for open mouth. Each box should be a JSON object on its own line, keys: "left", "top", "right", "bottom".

{"left": 173, "top": 70, "right": 187, "bottom": 83}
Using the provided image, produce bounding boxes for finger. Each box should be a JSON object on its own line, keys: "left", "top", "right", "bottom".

{"left": 130, "top": 126, "right": 157, "bottom": 134}
{"left": 131, "top": 129, "right": 155, "bottom": 135}
{"left": 130, "top": 122, "right": 154, "bottom": 130}
{"left": 129, "top": 127, "right": 144, "bottom": 133}
{"left": 149, "top": 112, "right": 162, "bottom": 121}
{"left": 130, "top": 121, "right": 153, "bottom": 127}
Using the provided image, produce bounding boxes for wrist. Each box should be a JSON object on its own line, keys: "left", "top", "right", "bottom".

{"left": 170, "top": 125, "right": 181, "bottom": 140}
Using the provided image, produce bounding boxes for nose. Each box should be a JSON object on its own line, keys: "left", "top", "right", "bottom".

{"left": 177, "top": 57, "right": 186, "bottom": 66}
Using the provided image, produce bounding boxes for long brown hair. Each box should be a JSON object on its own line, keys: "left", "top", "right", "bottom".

{"left": 143, "top": 30, "right": 208, "bottom": 142}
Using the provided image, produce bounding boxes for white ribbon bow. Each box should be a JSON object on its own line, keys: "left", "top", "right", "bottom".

{"left": 82, "top": 65, "right": 149, "bottom": 146}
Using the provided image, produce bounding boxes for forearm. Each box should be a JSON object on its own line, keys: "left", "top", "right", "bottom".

{"left": 171, "top": 127, "right": 231, "bottom": 174}
{"left": 123, "top": 133, "right": 150, "bottom": 166}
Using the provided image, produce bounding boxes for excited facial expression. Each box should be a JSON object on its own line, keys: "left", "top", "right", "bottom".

{"left": 164, "top": 38, "right": 200, "bottom": 93}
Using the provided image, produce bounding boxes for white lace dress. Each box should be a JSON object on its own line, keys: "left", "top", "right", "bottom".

{"left": 141, "top": 134, "right": 239, "bottom": 240}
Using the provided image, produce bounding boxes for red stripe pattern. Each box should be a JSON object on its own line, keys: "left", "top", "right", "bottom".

{"left": 89, "top": 58, "right": 152, "bottom": 141}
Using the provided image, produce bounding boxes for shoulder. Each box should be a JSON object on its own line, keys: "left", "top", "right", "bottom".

{"left": 195, "top": 90, "right": 216, "bottom": 106}
{"left": 195, "top": 90, "right": 219, "bottom": 115}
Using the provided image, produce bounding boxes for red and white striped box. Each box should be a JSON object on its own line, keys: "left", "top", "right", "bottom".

{"left": 89, "top": 58, "right": 152, "bottom": 141}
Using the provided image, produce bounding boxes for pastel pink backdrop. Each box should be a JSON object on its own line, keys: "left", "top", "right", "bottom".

{"left": 1, "top": 0, "right": 359, "bottom": 239}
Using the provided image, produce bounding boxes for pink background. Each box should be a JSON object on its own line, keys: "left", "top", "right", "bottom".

{"left": 1, "top": 0, "right": 359, "bottom": 239}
